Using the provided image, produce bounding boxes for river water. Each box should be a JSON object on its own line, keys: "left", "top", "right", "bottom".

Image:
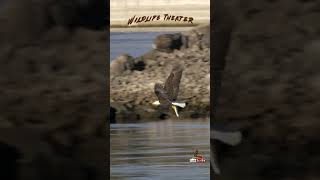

{"left": 110, "top": 31, "right": 210, "bottom": 179}
{"left": 110, "top": 32, "right": 165, "bottom": 61}
{"left": 111, "top": 119, "right": 210, "bottom": 180}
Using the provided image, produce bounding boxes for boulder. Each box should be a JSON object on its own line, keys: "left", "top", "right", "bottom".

{"left": 110, "top": 54, "right": 135, "bottom": 76}
{"left": 153, "top": 33, "right": 183, "bottom": 52}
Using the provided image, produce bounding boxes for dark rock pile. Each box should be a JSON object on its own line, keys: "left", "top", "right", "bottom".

{"left": 0, "top": 0, "right": 107, "bottom": 179}
{"left": 110, "top": 25, "right": 210, "bottom": 122}
{"left": 213, "top": 0, "right": 320, "bottom": 179}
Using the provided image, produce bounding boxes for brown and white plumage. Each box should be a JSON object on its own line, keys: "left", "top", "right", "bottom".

{"left": 152, "top": 65, "right": 185, "bottom": 117}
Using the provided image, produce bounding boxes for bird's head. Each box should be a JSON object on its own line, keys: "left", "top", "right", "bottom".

{"left": 152, "top": 100, "right": 161, "bottom": 106}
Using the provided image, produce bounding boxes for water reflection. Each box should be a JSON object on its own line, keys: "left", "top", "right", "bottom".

{"left": 111, "top": 119, "right": 210, "bottom": 180}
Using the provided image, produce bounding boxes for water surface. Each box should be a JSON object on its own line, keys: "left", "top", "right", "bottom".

{"left": 111, "top": 119, "right": 210, "bottom": 180}
{"left": 110, "top": 32, "right": 174, "bottom": 61}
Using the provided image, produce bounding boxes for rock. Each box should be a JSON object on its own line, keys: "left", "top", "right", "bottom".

{"left": 110, "top": 54, "right": 135, "bottom": 76}
{"left": 1, "top": 0, "right": 106, "bottom": 43}
{"left": 0, "top": 1, "right": 108, "bottom": 179}
{"left": 212, "top": 0, "right": 320, "bottom": 179}
{"left": 110, "top": 25, "right": 210, "bottom": 122}
{"left": 153, "top": 33, "right": 183, "bottom": 53}
{"left": 181, "top": 25, "right": 210, "bottom": 49}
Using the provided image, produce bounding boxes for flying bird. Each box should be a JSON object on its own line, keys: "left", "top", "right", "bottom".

{"left": 152, "top": 65, "right": 186, "bottom": 117}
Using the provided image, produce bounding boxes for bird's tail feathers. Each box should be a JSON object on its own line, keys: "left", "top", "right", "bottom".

{"left": 172, "top": 102, "right": 186, "bottom": 108}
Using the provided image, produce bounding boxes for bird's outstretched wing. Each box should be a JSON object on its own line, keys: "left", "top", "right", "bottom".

{"left": 164, "top": 65, "right": 184, "bottom": 101}
{"left": 154, "top": 83, "right": 171, "bottom": 106}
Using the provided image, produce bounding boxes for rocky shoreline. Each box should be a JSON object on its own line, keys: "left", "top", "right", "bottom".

{"left": 212, "top": 1, "right": 320, "bottom": 179}
{"left": 110, "top": 25, "right": 210, "bottom": 122}
{"left": 0, "top": 1, "right": 108, "bottom": 179}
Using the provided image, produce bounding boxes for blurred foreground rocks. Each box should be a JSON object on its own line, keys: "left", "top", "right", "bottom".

{"left": 213, "top": 0, "right": 320, "bottom": 179}
{"left": 0, "top": 0, "right": 107, "bottom": 180}
{"left": 110, "top": 25, "right": 210, "bottom": 122}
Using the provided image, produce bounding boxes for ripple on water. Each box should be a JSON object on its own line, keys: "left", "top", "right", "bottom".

{"left": 111, "top": 119, "right": 210, "bottom": 180}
